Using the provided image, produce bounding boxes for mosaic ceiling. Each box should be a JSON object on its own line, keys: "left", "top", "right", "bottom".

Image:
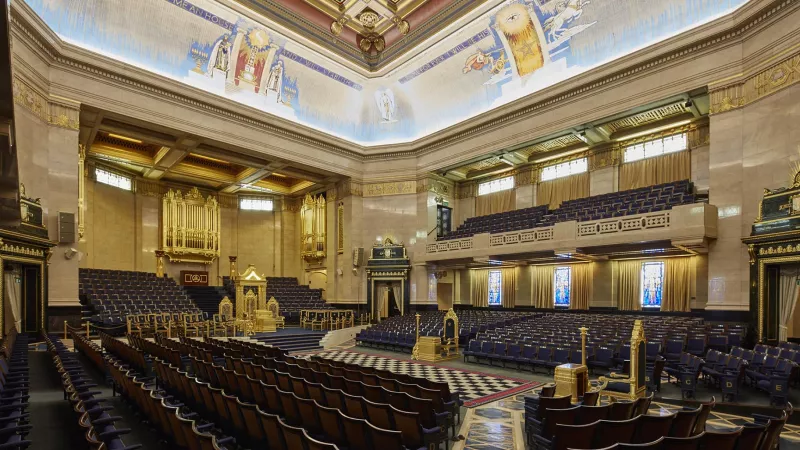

{"left": 23, "top": 0, "right": 750, "bottom": 146}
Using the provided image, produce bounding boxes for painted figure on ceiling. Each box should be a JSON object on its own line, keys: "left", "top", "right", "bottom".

{"left": 495, "top": 3, "right": 544, "bottom": 77}
{"left": 375, "top": 89, "right": 397, "bottom": 123}
{"left": 463, "top": 50, "right": 495, "bottom": 73}
{"left": 543, "top": 0, "right": 591, "bottom": 42}
{"left": 207, "top": 34, "right": 231, "bottom": 75}
{"left": 265, "top": 60, "right": 284, "bottom": 103}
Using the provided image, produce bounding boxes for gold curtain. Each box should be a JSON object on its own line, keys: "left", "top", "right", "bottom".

{"left": 619, "top": 151, "right": 690, "bottom": 191}
{"left": 470, "top": 269, "right": 489, "bottom": 307}
{"left": 536, "top": 172, "right": 590, "bottom": 208}
{"left": 662, "top": 257, "right": 694, "bottom": 312}
{"left": 501, "top": 268, "right": 516, "bottom": 308}
{"left": 531, "top": 265, "right": 554, "bottom": 308}
{"left": 570, "top": 263, "right": 592, "bottom": 310}
{"left": 616, "top": 260, "right": 642, "bottom": 311}
{"left": 476, "top": 189, "right": 515, "bottom": 216}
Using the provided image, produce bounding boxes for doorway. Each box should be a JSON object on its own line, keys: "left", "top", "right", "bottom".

{"left": 374, "top": 281, "right": 403, "bottom": 321}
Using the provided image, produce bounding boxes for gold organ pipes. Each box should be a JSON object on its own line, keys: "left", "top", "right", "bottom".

{"left": 161, "top": 187, "right": 221, "bottom": 264}
{"left": 301, "top": 193, "right": 326, "bottom": 262}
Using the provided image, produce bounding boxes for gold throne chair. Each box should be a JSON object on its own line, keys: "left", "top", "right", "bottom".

{"left": 597, "top": 320, "right": 648, "bottom": 401}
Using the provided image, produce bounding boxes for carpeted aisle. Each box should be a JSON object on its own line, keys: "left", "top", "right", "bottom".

{"left": 27, "top": 347, "right": 169, "bottom": 450}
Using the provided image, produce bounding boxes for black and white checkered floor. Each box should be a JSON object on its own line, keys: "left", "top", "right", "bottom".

{"left": 309, "top": 350, "right": 540, "bottom": 406}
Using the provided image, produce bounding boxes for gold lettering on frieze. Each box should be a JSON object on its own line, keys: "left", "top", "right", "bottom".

{"left": 363, "top": 181, "right": 416, "bottom": 197}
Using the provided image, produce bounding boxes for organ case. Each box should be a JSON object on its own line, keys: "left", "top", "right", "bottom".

{"left": 161, "top": 187, "right": 221, "bottom": 264}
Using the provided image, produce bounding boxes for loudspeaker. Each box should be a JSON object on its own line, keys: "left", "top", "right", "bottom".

{"left": 58, "top": 212, "right": 75, "bottom": 243}
{"left": 352, "top": 247, "right": 364, "bottom": 267}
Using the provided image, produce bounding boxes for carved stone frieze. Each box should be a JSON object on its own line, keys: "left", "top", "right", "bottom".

{"left": 12, "top": 76, "right": 79, "bottom": 130}
{"left": 710, "top": 52, "right": 800, "bottom": 114}
{"left": 364, "top": 181, "right": 416, "bottom": 197}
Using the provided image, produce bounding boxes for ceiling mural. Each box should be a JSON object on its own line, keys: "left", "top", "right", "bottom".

{"left": 23, "top": 0, "right": 748, "bottom": 146}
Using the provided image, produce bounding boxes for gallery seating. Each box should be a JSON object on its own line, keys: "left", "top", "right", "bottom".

{"left": 439, "top": 180, "right": 696, "bottom": 240}
{"left": 80, "top": 268, "right": 202, "bottom": 332}
{"left": 265, "top": 277, "right": 333, "bottom": 323}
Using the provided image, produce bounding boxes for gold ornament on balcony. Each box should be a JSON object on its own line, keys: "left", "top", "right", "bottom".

{"left": 161, "top": 187, "right": 221, "bottom": 264}
{"left": 301, "top": 193, "right": 326, "bottom": 263}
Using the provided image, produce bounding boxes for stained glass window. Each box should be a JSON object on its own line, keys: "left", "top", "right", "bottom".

{"left": 624, "top": 133, "right": 687, "bottom": 163}
{"left": 478, "top": 176, "right": 514, "bottom": 196}
{"left": 641, "top": 262, "right": 664, "bottom": 308}
{"left": 554, "top": 266, "right": 571, "bottom": 307}
{"left": 488, "top": 270, "right": 502, "bottom": 306}
{"left": 541, "top": 158, "right": 588, "bottom": 182}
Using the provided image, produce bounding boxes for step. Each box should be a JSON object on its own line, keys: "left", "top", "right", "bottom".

{"left": 254, "top": 334, "right": 325, "bottom": 344}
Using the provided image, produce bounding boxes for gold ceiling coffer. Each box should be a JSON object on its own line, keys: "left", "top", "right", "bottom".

{"left": 301, "top": 193, "right": 326, "bottom": 262}
{"left": 161, "top": 187, "right": 221, "bottom": 264}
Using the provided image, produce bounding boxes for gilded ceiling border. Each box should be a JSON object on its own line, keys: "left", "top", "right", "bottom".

{"left": 709, "top": 50, "right": 800, "bottom": 114}
{"left": 12, "top": 76, "right": 79, "bottom": 130}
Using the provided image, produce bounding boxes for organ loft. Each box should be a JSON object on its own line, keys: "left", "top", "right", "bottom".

{"left": 1, "top": 0, "right": 799, "bottom": 448}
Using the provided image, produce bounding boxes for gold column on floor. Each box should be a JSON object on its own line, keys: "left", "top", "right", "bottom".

{"left": 155, "top": 250, "right": 165, "bottom": 277}
{"left": 229, "top": 256, "right": 237, "bottom": 279}
{"left": 411, "top": 313, "right": 420, "bottom": 360}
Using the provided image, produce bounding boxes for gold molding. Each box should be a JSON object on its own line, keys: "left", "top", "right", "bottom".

{"left": 757, "top": 255, "right": 800, "bottom": 342}
{"left": 337, "top": 203, "right": 344, "bottom": 254}
{"left": 364, "top": 181, "right": 417, "bottom": 197}
{"left": 710, "top": 52, "right": 800, "bottom": 114}
{"left": 78, "top": 145, "right": 86, "bottom": 239}
{"left": 12, "top": 76, "right": 79, "bottom": 130}
{"left": 0, "top": 243, "right": 45, "bottom": 257}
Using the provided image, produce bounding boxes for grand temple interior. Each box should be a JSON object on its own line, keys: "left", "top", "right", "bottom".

{"left": 2, "top": 0, "right": 800, "bottom": 448}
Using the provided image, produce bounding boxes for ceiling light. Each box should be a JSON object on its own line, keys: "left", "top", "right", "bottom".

{"left": 614, "top": 119, "right": 692, "bottom": 142}
{"left": 107, "top": 133, "right": 143, "bottom": 144}
{"left": 532, "top": 146, "right": 589, "bottom": 163}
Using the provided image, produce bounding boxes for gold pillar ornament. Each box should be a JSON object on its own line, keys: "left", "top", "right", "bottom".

{"left": 579, "top": 327, "right": 588, "bottom": 366}
{"left": 155, "top": 250, "right": 165, "bottom": 277}
{"left": 411, "top": 313, "right": 421, "bottom": 360}
{"left": 78, "top": 144, "right": 86, "bottom": 240}
{"left": 161, "top": 187, "right": 221, "bottom": 264}
{"left": 229, "top": 256, "right": 238, "bottom": 279}
{"left": 301, "top": 193, "right": 326, "bottom": 262}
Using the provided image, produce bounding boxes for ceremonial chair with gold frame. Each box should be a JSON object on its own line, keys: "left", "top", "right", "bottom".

{"left": 597, "top": 320, "right": 648, "bottom": 401}
{"left": 300, "top": 311, "right": 312, "bottom": 329}
{"left": 183, "top": 313, "right": 204, "bottom": 337}
{"left": 216, "top": 296, "right": 235, "bottom": 335}
{"left": 266, "top": 297, "right": 285, "bottom": 329}
{"left": 150, "top": 313, "right": 169, "bottom": 335}
{"left": 441, "top": 309, "right": 459, "bottom": 359}
{"left": 311, "top": 311, "right": 327, "bottom": 331}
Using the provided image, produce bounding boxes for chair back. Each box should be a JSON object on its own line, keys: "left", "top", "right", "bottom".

{"left": 594, "top": 417, "right": 639, "bottom": 448}
{"left": 670, "top": 407, "right": 701, "bottom": 438}
{"left": 700, "top": 428, "right": 742, "bottom": 450}
{"left": 662, "top": 433, "right": 704, "bottom": 450}
{"left": 633, "top": 413, "right": 675, "bottom": 444}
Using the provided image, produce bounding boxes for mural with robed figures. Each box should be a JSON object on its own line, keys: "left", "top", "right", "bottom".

{"left": 24, "top": 0, "right": 748, "bottom": 145}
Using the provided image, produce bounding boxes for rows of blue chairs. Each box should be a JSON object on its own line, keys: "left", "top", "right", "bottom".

{"left": 356, "top": 310, "right": 534, "bottom": 352}
{"left": 0, "top": 330, "right": 31, "bottom": 449}
{"left": 439, "top": 180, "right": 696, "bottom": 240}
{"left": 45, "top": 333, "right": 140, "bottom": 450}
